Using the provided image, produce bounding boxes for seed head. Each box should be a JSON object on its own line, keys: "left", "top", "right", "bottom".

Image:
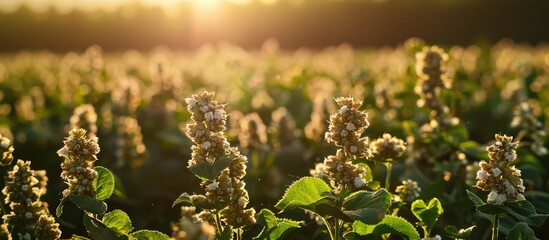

{"left": 475, "top": 134, "right": 525, "bottom": 204}
{"left": 395, "top": 179, "right": 421, "bottom": 203}
{"left": 371, "top": 133, "right": 406, "bottom": 161}
{"left": 59, "top": 128, "right": 99, "bottom": 197}
{"left": 0, "top": 134, "right": 14, "bottom": 166}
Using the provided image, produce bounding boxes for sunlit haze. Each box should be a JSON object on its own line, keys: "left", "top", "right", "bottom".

{"left": 0, "top": 0, "right": 261, "bottom": 14}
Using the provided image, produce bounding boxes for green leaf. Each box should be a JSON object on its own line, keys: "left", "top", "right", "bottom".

{"left": 93, "top": 166, "right": 115, "bottom": 200}
{"left": 56, "top": 197, "right": 67, "bottom": 217}
{"left": 112, "top": 172, "right": 127, "bottom": 201}
{"left": 353, "top": 165, "right": 379, "bottom": 190}
{"left": 274, "top": 177, "right": 331, "bottom": 211}
{"left": 102, "top": 210, "right": 134, "bottom": 235}
{"left": 188, "top": 152, "right": 234, "bottom": 180}
{"left": 525, "top": 191, "right": 549, "bottom": 213}
{"left": 171, "top": 192, "right": 219, "bottom": 210}
{"left": 129, "top": 230, "right": 170, "bottom": 240}
{"left": 343, "top": 232, "right": 364, "bottom": 240}
{"left": 477, "top": 204, "right": 506, "bottom": 215}
{"left": 499, "top": 215, "right": 518, "bottom": 235}
{"left": 506, "top": 222, "right": 539, "bottom": 240}
{"left": 366, "top": 181, "right": 380, "bottom": 191}
{"left": 445, "top": 225, "right": 476, "bottom": 239}
{"left": 342, "top": 189, "right": 392, "bottom": 224}
{"left": 363, "top": 164, "right": 373, "bottom": 182}
{"left": 466, "top": 190, "right": 507, "bottom": 215}
{"left": 473, "top": 199, "right": 547, "bottom": 232}
{"left": 351, "top": 215, "right": 420, "bottom": 240}
{"left": 314, "top": 201, "right": 352, "bottom": 221}
{"left": 71, "top": 235, "right": 92, "bottom": 240}
{"left": 68, "top": 195, "right": 108, "bottom": 215}
{"left": 172, "top": 193, "right": 191, "bottom": 207}
{"left": 444, "top": 225, "right": 459, "bottom": 237}
{"left": 254, "top": 209, "right": 302, "bottom": 240}
{"left": 219, "top": 226, "right": 233, "bottom": 240}
{"left": 466, "top": 190, "right": 484, "bottom": 207}
{"left": 456, "top": 226, "right": 476, "bottom": 239}
{"left": 459, "top": 141, "right": 488, "bottom": 160}
{"left": 411, "top": 198, "right": 443, "bottom": 233}
{"left": 503, "top": 200, "right": 548, "bottom": 227}
{"left": 83, "top": 214, "right": 127, "bottom": 240}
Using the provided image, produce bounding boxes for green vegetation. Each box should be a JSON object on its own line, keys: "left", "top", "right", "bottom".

{"left": 0, "top": 39, "right": 548, "bottom": 239}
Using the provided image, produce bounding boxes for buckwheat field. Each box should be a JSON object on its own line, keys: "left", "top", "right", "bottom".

{"left": 1, "top": 1, "right": 549, "bottom": 240}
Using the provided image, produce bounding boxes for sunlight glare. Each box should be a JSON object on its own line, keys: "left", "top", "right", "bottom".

{"left": 189, "top": 0, "right": 223, "bottom": 14}
{"left": 0, "top": 0, "right": 262, "bottom": 15}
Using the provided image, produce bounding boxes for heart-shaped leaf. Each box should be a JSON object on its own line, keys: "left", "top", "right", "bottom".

{"left": 411, "top": 198, "right": 443, "bottom": 233}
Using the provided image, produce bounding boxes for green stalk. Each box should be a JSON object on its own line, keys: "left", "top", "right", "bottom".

{"left": 320, "top": 216, "right": 335, "bottom": 240}
{"left": 492, "top": 214, "right": 500, "bottom": 240}
{"left": 334, "top": 219, "right": 341, "bottom": 240}
{"left": 236, "top": 228, "right": 242, "bottom": 240}
{"left": 423, "top": 226, "right": 430, "bottom": 239}
{"left": 214, "top": 210, "right": 224, "bottom": 239}
{"left": 385, "top": 162, "right": 393, "bottom": 191}
{"left": 391, "top": 206, "right": 400, "bottom": 216}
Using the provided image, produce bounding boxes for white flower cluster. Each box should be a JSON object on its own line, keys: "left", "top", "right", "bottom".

{"left": 395, "top": 179, "right": 421, "bottom": 203}
{"left": 475, "top": 134, "right": 526, "bottom": 205}
{"left": 487, "top": 190, "right": 507, "bottom": 205}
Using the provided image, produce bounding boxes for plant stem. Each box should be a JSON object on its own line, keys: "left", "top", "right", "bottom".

{"left": 385, "top": 162, "right": 393, "bottom": 191}
{"left": 492, "top": 214, "right": 500, "bottom": 240}
{"left": 236, "top": 228, "right": 242, "bottom": 240}
{"left": 423, "top": 226, "right": 430, "bottom": 239}
{"left": 391, "top": 206, "right": 400, "bottom": 216}
{"left": 320, "top": 216, "right": 335, "bottom": 240}
{"left": 334, "top": 219, "right": 341, "bottom": 240}
{"left": 214, "top": 210, "right": 224, "bottom": 238}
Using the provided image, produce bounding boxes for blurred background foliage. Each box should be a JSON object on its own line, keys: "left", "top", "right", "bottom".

{"left": 1, "top": 0, "right": 549, "bottom": 51}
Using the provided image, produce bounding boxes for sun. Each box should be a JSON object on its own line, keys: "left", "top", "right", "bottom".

{"left": 139, "top": 0, "right": 223, "bottom": 16}
{"left": 190, "top": 0, "right": 223, "bottom": 13}
{"left": 162, "top": 0, "right": 224, "bottom": 14}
